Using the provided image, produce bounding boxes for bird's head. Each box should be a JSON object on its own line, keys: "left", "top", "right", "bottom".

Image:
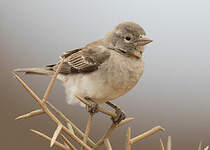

{"left": 104, "top": 22, "right": 152, "bottom": 58}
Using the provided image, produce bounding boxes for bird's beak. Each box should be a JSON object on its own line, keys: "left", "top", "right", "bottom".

{"left": 138, "top": 37, "right": 153, "bottom": 46}
{"left": 130, "top": 37, "right": 152, "bottom": 58}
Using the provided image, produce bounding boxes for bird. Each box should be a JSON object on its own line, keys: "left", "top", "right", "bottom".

{"left": 14, "top": 22, "right": 152, "bottom": 124}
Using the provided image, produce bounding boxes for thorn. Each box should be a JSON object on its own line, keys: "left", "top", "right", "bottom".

{"left": 15, "top": 109, "right": 44, "bottom": 120}
{"left": 160, "top": 138, "right": 165, "bottom": 150}
{"left": 50, "top": 124, "right": 63, "bottom": 147}
{"left": 198, "top": 142, "right": 202, "bottom": 150}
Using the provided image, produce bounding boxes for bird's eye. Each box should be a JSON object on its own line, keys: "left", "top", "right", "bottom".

{"left": 125, "top": 36, "right": 131, "bottom": 41}
{"left": 140, "top": 51, "right": 143, "bottom": 55}
{"left": 139, "top": 35, "right": 143, "bottom": 39}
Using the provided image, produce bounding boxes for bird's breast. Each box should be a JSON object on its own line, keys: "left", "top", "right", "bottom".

{"left": 97, "top": 51, "right": 144, "bottom": 100}
{"left": 63, "top": 51, "right": 144, "bottom": 104}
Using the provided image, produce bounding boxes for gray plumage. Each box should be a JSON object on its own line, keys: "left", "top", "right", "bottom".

{"left": 14, "top": 22, "right": 152, "bottom": 106}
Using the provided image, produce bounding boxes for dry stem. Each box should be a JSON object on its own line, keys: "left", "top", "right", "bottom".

{"left": 197, "top": 142, "right": 209, "bottom": 150}
{"left": 51, "top": 124, "right": 63, "bottom": 147}
{"left": 166, "top": 136, "right": 171, "bottom": 150}
{"left": 61, "top": 134, "right": 77, "bottom": 150}
{"left": 204, "top": 146, "right": 209, "bottom": 150}
{"left": 15, "top": 109, "right": 44, "bottom": 120}
{"left": 198, "top": 142, "right": 202, "bottom": 150}
{"left": 66, "top": 123, "right": 75, "bottom": 135}
{"left": 104, "top": 138, "right": 112, "bottom": 150}
{"left": 13, "top": 58, "right": 92, "bottom": 150}
{"left": 42, "top": 58, "right": 64, "bottom": 104}
{"left": 81, "top": 114, "right": 94, "bottom": 150}
{"left": 75, "top": 96, "right": 117, "bottom": 118}
{"left": 94, "top": 118, "right": 134, "bottom": 150}
{"left": 130, "top": 126, "right": 165, "bottom": 144}
{"left": 47, "top": 102, "right": 96, "bottom": 147}
{"left": 14, "top": 57, "right": 165, "bottom": 150}
{"left": 125, "top": 127, "right": 131, "bottom": 150}
{"left": 160, "top": 139, "right": 165, "bottom": 150}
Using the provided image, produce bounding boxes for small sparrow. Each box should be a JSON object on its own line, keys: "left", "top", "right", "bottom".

{"left": 15, "top": 22, "right": 152, "bottom": 124}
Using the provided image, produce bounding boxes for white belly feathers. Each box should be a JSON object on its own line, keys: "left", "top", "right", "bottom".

{"left": 63, "top": 51, "right": 144, "bottom": 106}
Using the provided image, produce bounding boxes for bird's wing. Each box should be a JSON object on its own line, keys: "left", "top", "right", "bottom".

{"left": 62, "top": 48, "right": 83, "bottom": 58}
{"left": 47, "top": 46, "right": 110, "bottom": 74}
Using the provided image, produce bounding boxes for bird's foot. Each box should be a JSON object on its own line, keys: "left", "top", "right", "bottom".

{"left": 86, "top": 100, "right": 99, "bottom": 114}
{"left": 111, "top": 108, "right": 126, "bottom": 124}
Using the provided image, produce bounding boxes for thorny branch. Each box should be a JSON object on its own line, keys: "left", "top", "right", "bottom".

{"left": 13, "top": 57, "right": 166, "bottom": 150}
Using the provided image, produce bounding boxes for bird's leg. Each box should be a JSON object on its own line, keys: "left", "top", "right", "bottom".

{"left": 84, "top": 97, "right": 99, "bottom": 114}
{"left": 105, "top": 101, "right": 126, "bottom": 124}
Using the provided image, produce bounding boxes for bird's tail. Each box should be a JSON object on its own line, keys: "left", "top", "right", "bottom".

{"left": 14, "top": 67, "right": 54, "bottom": 76}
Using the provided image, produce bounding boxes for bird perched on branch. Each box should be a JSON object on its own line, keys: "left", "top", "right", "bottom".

{"left": 14, "top": 22, "right": 152, "bottom": 124}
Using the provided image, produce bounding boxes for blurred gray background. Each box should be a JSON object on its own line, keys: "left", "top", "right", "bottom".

{"left": 1, "top": 0, "right": 210, "bottom": 149}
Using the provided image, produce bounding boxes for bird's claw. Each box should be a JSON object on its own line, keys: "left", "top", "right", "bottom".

{"left": 86, "top": 102, "right": 99, "bottom": 114}
{"left": 111, "top": 108, "right": 126, "bottom": 124}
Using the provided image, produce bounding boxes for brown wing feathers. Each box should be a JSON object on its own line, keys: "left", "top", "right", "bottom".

{"left": 14, "top": 47, "right": 110, "bottom": 75}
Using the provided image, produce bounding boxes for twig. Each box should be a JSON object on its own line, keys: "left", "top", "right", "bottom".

{"left": 104, "top": 138, "right": 112, "bottom": 150}
{"left": 81, "top": 114, "right": 94, "bottom": 150}
{"left": 130, "top": 126, "right": 165, "bottom": 144}
{"left": 15, "top": 109, "right": 44, "bottom": 120}
{"left": 198, "top": 142, "right": 202, "bottom": 150}
{"left": 13, "top": 57, "right": 167, "bottom": 150}
{"left": 30, "top": 129, "right": 69, "bottom": 150}
{"left": 67, "top": 123, "right": 75, "bottom": 135}
{"left": 62, "top": 125, "right": 92, "bottom": 150}
{"left": 160, "top": 139, "right": 165, "bottom": 150}
{"left": 13, "top": 73, "right": 42, "bottom": 105}
{"left": 47, "top": 102, "right": 96, "bottom": 147}
{"left": 42, "top": 58, "right": 64, "bottom": 104}
{"left": 13, "top": 72, "right": 92, "bottom": 150}
{"left": 97, "top": 108, "right": 116, "bottom": 118}
{"left": 13, "top": 58, "right": 92, "bottom": 150}
{"left": 166, "top": 136, "right": 171, "bottom": 150}
{"left": 125, "top": 127, "right": 131, "bottom": 150}
{"left": 116, "top": 118, "right": 134, "bottom": 127}
{"left": 64, "top": 142, "right": 70, "bottom": 150}
{"left": 74, "top": 95, "right": 90, "bottom": 106}
{"left": 51, "top": 124, "right": 63, "bottom": 147}
{"left": 61, "top": 134, "right": 77, "bottom": 150}
{"left": 94, "top": 124, "right": 115, "bottom": 150}
{"left": 75, "top": 96, "right": 117, "bottom": 118}
{"left": 94, "top": 118, "right": 133, "bottom": 150}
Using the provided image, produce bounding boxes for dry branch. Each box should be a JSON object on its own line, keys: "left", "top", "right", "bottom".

{"left": 130, "top": 126, "right": 165, "bottom": 144}
{"left": 125, "top": 127, "right": 131, "bottom": 150}
{"left": 204, "top": 146, "right": 209, "bottom": 150}
{"left": 75, "top": 96, "right": 117, "bottom": 118}
{"left": 61, "top": 134, "right": 77, "bottom": 150}
{"left": 116, "top": 118, "right": 134, "bottom": 127}
{"left": 15, "top": 109, "right": 44, "bottom": 120}
{"left": 47, "top": 102, "right": 96, "bottom": 147}
{"left": 94, "top": 118, "right": 134, "bottom": 150}
{"left": 104, "top": 138, "right": 112, "bottom": 150}
{"left": 198, "top": 142, "right": 202, "bottom": 150}
{"left": 166, "top": 136, "right": 171, "bottom": 150}
{"left": 160, "top": 139, "right": 165, "bottom": 150}
{"left": 13, "top": 60, "right": 92, "bottom": 150}
{"left": 51, "top": 124, "right": 63, "bottom": 147}
{"left": 42, "top": 58, "right": 64, "bottom": 104}
{"left": 13, "top": 73, "right": 42, "bottom": 105}
{"left": 67, "top": 123, "right": 75, "bottom": 135}
{"left": 14, "top": 57, "right": 165, "bottom": 150}
{"left": 197, "top": 142, "right": 209, "bottom": 150}
{"left": 81, "top": 114, "right": 94, "bottom": 150}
